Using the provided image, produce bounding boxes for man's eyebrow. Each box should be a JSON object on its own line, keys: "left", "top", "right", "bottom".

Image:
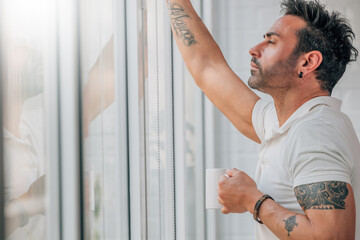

{"left": 263, "top": 32, "right": 280, "bottom": 38}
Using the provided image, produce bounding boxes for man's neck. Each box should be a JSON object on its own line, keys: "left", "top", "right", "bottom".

{"left": 272, "top": 89, "right": 329, "bottom": 127}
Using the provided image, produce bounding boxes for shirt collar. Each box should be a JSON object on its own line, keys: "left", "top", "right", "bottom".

{"left": 275, "top": 96, "right": 342, "bottom": 135}
{"left": 3, "top": 124, "right": 31, "bottom": 143}
{"left": 3, "top": 128, "right": 14, "bottom": 139}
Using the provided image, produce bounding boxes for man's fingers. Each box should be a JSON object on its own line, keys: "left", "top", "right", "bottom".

{"left": 226, "top": 168, "right": 240, "bottom": 177}
{"left": 218, "top": 174, "right": 229, "bottom": 182}
{"left": 219, "top": 197, "right": 231, "bottom": 214}
{"left": 221, "top": 207, "right": 230, "bottom": 214}
{"left": 218, "top": 196, "right": 224, "bottom": 205}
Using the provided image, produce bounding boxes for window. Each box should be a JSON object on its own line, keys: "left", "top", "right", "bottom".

{"left": 1, "top": 0, "right": 56, "bottom": 239}
{"left": 78, "top": 0, "right": 128, "bottom": 239}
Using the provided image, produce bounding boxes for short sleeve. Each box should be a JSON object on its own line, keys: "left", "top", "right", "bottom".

{"left": 287, "top": 120, "right": 352, "bottom": 188}
{"left": 252, "top": 99, "right": 275, "bottom": 142}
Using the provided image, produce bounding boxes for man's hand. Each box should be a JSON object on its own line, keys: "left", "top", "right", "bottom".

{"left": 218, "top": 171, "right": 356, "bottom": 239}
{"left": 217, "top": 168, "right": 263, "bottom": 214}
{"left": 18, "top": 175, "right": 46, "bottom": 217}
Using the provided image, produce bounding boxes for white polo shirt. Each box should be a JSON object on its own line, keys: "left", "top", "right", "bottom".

{"left": 252, "top": 96, "right": 360, "bottom": 240}
{"left": 4, "top": 94, "right": 45, "bottom": 240}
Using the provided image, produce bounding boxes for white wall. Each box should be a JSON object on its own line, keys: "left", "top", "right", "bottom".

{"left": 210, "top": 0, "right": 360, "bottom": 239}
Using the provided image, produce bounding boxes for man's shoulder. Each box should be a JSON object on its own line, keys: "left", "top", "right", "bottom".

{"left": 293, "top": 105, "right": 353, "bottom": 133}
{"left": 288, "top": 106, "right": 359, "bottom": 149}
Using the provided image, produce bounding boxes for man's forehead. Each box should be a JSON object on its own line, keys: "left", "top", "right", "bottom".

{"left": 267, "top": 15, "right": 307, "bottom": 37}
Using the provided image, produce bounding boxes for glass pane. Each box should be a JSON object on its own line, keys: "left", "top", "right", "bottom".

{"left": 1, "top": 0, "right": 53, "bottom": 239}
{"left": 184, "top": 72, "right": 204, "bottom": 240}
{"left": 145, "top": 0, "right": 175, "bottom": 239}
{"left": 79, "top": 0, "right": 123, "bottom": 239}
{"left": 145, "top": 1, "right": 166, "bottom": 237}
{"left": 182, "top": 1, "right": 205, "bottom": 238}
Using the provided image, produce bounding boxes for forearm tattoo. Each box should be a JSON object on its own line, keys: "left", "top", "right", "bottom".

{"left": 283, "top": 214, "right": 298, "bottom": 236}
{"left": 294, "top": 181, "right": 348, "bottom": 210}
{"left": 169, "top": 3, "right": 198, "bottom": 47}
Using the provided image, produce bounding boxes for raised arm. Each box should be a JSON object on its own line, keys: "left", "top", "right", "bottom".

{"left": 82, "top": 36, "right": 115, "bottom": 137}
{"left": 167, "top": 0, "right": 261, "bottom": 143}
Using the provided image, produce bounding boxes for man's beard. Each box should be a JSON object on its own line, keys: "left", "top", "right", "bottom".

{"left": 248, "top": 54, "right": 298, "bottom": 92}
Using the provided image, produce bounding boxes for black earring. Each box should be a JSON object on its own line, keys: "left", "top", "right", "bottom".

{"left": 299, "top": 72, "right": 303, "bottom": 78}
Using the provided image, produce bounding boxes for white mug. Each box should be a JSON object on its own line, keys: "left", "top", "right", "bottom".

{"left": 206, "top": 168, "right": 226, "bottom": 209}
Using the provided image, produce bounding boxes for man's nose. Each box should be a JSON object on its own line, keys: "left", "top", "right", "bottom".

{"left": 249, "top": 44, "right": 261, "bottom": 58}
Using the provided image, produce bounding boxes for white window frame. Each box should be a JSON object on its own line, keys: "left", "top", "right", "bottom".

{"left": 114, "top": 0, "right": 130, "bottom": 239}
{"left": 126, "top": 0, "right": 148, "bottom": 239}
{"left": 57, "top": 0, "right": 82, "bottom": 239}
{"left": 0, "top": 0, "right": 6, "bottom": 235}
{"left": 44, "top": 0, "right": 62, "bottom": 239}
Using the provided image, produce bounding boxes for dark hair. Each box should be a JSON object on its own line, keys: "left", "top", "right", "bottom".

{"left": 281, "top": 0, "right": 358, "bottom": 94}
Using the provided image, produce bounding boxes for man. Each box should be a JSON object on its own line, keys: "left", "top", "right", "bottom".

{"left": 168, "top": 0, "right": 359, "bottom": 239}
{"left": 2, "top": 40, "right": 47, "bottom": 239}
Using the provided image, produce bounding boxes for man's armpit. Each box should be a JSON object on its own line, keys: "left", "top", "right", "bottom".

{"left": 294, "top": 181, "right": 349, "bottom": 210}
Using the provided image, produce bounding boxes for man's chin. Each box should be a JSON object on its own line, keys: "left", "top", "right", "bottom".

{"left": 248, "top": 77, "right": 267, "bottom": 93}
{"left": 248, "top": 76, "right": 259, "bottom": 90}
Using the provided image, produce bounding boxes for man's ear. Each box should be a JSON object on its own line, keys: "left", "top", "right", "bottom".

{"left": 298, "top": 51, "right": 323, "bottom": 78}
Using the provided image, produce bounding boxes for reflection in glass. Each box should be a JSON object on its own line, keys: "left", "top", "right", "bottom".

{"left": 1, "top": 0, "right": 50, "bottom": 239}
{"left": 79, "top": 0, "right": 122, "bottom": 239}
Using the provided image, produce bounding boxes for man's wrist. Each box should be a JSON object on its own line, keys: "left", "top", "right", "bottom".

{"left": 253, "top": 194, "right": 274, "bottom": 224}
{"left": 246, "top": 191, "right": 264, "bottom": 214}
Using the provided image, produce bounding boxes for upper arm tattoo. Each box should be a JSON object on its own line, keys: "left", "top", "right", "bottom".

{"left": 294, "top": 181, "right": 349, "bottom": 210}
{"left": 169, "top": 3, "right": 198, "bottom": 47}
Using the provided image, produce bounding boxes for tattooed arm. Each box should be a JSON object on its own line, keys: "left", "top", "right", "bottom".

{"left": 167, "top": 0, "right": 260, "bottom": 143}
{"left": 258, "top": 181, "right": 355, "bottom": 239}
{"left": 218, "top": 169, "right": 356, "bottom": 239}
